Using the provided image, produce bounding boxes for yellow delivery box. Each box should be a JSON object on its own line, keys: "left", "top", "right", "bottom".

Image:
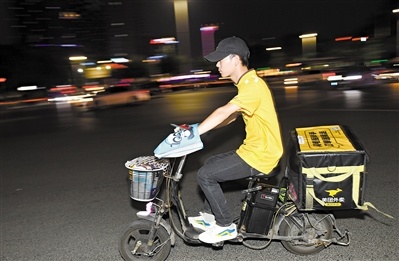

{"left": 287, "top": 125, "right": 368, "bottom": 211}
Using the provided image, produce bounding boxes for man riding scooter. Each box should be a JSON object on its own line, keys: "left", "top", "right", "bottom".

{"left": 154, "top": 36, "right": 283, "bottom": 244}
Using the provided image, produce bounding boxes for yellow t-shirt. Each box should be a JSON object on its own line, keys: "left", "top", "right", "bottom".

{"left": 229, "top": 70, "right": 283, "bottom": 174}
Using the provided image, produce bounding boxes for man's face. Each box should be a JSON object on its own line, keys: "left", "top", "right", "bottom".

{"left": 216, "top": 54, "right": 237, "bottom": 78}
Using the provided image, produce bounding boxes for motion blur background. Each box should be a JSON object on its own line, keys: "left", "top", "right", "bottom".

{"left": 0, "top": 0, "right": 398, "bottom": 103}
{"left": 1, "top": 2, "right": 398, "bottom": 260}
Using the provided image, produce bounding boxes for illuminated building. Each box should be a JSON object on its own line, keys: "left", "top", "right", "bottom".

{"left": 200, "top": 25, "right": 219, "bottom": 56}
{"left": 1, "top": 0, "right": 108, "bottom": 58}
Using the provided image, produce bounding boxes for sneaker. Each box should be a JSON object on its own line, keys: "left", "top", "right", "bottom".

{"left": 154, "top": 123, "right": 203, "bottom": 158}
{"left": 188, "top": 212, "right": 216, "bottom": 231}
{"left": 198, "top": 223, "right": 237, "bottom": 244}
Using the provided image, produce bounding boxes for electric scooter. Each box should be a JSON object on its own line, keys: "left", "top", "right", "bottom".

{"left": 118, "top": 126, "right": 352, "bottom": 261}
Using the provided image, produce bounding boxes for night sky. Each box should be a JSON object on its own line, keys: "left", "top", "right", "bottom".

{"left": 143, "top": 0, "right": 392, "bottom": 41}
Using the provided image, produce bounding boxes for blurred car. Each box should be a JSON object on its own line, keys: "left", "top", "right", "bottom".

{"left": 47, "top": 84, "right": 80, "bottom": 102}
{"left": 93, "top": 85, "right": 151, "bottom": 108}
{"left": 297, "top": 70, "right": 324, "bottom": 84}
{"left": 372, "top": 65, "right": 399, "bottom": 82}
{"left": 327, "top": 66, "right": 375, "bottom": 89}
{"left": 283, "top": 70, "right": 329, "bottom": 87}
{"left": 70, "top": 85, "right": 150, "bottom": 111}
{"left": 132, "top": 81, "right": 162, "bottom": 95}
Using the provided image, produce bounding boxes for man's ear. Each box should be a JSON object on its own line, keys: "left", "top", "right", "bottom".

{"left": 233, "top": 55, "right": 240, "bottom": 66}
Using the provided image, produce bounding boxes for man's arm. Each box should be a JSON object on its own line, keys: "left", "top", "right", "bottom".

{"left": 198, "top": 103, "right": 241, "bottom": 135}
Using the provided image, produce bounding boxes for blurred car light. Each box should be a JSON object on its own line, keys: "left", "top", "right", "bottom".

{"left": 374, "top": 72, "right": 399, "bottom": 80}
{"left": 328, "top": 75, "right": 362, "bottom": 81}
{"left": 48, "top": 93, "right": 92, "bottom": 102}
{"left": 69, "top": 85, "right": 150, "bottom": 111}
{"left": 284, "top": 78, "right": 299, "bottom": 85}
{"left": 344, "top": 75, "right": 362, "bottom": 81}
{"left": 328, "top": 75, "right": 343, "bottom": 81}
{"left": 17, "top": 85, "right": 46, "bottom": 91}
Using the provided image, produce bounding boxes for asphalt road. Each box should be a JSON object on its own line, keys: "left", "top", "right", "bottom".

{"left": 1, "top": 82, "right": 398, "bottom": 261}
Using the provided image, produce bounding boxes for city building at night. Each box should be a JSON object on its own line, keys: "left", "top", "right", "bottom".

{"left": 0, "top": 0, "right": 397, "bottom": 90}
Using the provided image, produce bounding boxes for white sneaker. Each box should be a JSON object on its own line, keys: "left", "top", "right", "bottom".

{"left": 198, "top": 223, "right": 237, "bottom": 244}
{"left": 188, "top": 212, "right": 216, "bottom": 231}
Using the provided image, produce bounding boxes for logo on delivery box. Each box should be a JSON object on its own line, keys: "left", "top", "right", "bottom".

{"left": 322, "top": 187, "right": 345, "bottom": 207}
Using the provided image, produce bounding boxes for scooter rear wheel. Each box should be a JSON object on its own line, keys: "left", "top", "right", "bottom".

{"left": 279, "top": 212, "right": 333, "bottom": 255}
{"left": 119, "top": 220, "right": 171, "bottom": 261}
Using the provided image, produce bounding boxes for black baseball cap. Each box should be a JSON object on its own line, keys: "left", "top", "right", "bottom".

{"left": 204, "top": 36, "right": 250, "bottom": 62}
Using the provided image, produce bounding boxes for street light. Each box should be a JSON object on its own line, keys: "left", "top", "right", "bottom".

{"left": 299, "top": 33, "right": 318, "bottom": 39}
{"left": 394, "top": 9, "right": 399, "bottom": 56}
{"left": 201, "top": 25, "right": 219, "bottom": 56}
{"left": 299, "top": 33, "right": 318, "bottom": 58}
{"left": 69, "top": 56, "right": 87, "bottom": 61}
{"left": 174, "top": 0, "right": 191, "bottom": 73}
{"left": 266, "top": 47, "right": 282, "bottom": 51}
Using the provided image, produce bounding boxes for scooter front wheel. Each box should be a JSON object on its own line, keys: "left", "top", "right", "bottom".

{"left": 119, "top": 220, "right": 171, "bottom": 261}
{"left": 279, "top": 212, "right": 333, "bottom": 255}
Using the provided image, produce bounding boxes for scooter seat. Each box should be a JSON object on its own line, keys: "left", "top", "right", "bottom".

{"left": 249, "top": 163, "right": 281, "bottom": 180}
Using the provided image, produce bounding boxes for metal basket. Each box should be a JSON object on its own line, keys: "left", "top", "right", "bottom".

{"left": 125, "top": 156, "right": 169, "bottom": 202}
